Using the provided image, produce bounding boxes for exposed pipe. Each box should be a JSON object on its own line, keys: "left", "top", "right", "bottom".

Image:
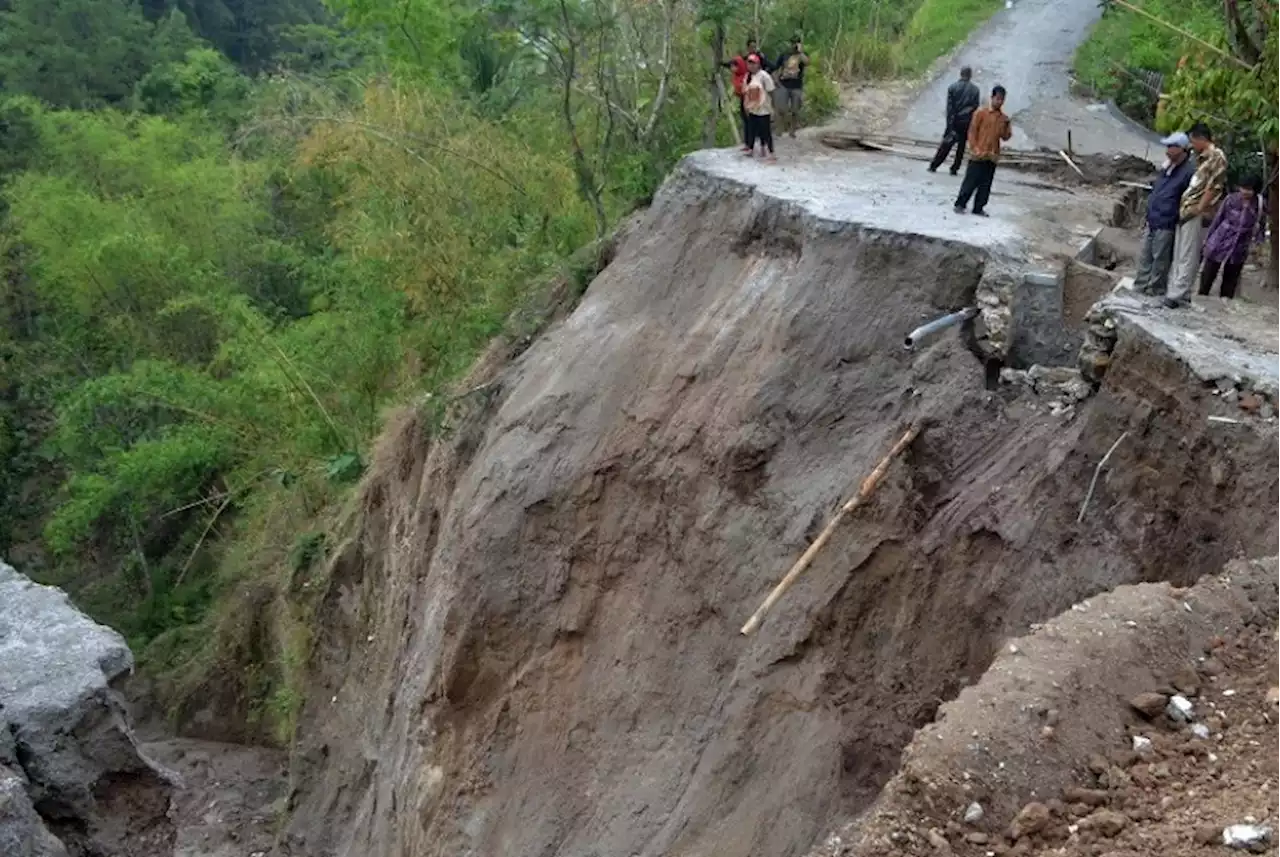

{"left": 904, "top": 307, "right": 978, "bottom": 349}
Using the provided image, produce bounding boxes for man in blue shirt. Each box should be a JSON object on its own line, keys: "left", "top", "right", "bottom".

{"left": 1134, "top": 133, "right": 1195, "bottom": 296}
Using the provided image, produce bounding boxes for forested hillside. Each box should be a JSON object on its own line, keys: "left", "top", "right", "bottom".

{"left": 0, "top": 0, "right": 995, "bottom": 741}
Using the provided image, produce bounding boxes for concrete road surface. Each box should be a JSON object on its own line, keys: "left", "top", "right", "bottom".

{"left": 895, "top": 0, "right": 1161, "bottom": 161}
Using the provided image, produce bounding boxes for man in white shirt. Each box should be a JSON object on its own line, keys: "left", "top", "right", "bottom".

{"left": 742, "top": 54, "right": 776, "bottom": 162}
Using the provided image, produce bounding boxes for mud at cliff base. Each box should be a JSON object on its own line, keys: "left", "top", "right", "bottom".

{"left": 276, "top": 154, "right": 1278, "bottom": 857}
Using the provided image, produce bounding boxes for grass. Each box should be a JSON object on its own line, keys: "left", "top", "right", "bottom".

{"left": 897, "top": 0, "right": 1006, "bottom": 74}
{"left": 1073, "top": 0, "right": 1226, "bottom": 125}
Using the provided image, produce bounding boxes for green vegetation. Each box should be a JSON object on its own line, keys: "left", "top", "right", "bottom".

{"left": 1074, "top": 0, "right": 1277, "bottom": 284}
{"left": 0, "top": 0, "right": 999, "bottom": 743}
{"left": 1075, "top": 0, "right": 1226, "bottom": 124}
{"left": 897, "top": 0, "right": 1004, "bottom": 74}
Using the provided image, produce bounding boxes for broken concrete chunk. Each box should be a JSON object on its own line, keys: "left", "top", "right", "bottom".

{"left": 1127, "top": 692, "right": 1168, "bottom": 718}
{"left": 1165, "top": 694, "right": 1194, "bottom": 723}
{"left": 1223, "top": 824, "right": 1273, "bottom": 851}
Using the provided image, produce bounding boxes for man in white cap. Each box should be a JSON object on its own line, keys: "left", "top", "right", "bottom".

{"left": 1134, "top": 132, "right": 1195, "bottom": 296}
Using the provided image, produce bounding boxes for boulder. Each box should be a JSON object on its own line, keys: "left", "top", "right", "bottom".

{"left": 0, "top": 765, "right": 69, "bottom": 857}
{"left": 0, "top": 561, "right": 174, "bottom": 853}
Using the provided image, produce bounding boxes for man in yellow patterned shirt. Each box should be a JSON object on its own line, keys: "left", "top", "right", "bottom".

{"left": 1166, "top": 122, "right": 1228, "bottom": 307}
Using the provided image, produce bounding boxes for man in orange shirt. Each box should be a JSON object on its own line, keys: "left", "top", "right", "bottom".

{"left": 953, "top": 85, "right": 1012, "bottom": 217}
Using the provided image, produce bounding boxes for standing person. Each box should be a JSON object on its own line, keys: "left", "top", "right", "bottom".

{"left": 1199, "top": 175, "right": 1265, "bottom": 299}
{"left": 773, "top": 35, "right": 809, "bottom": 138}
{"left": 1165, "top": 121, "right": 1228, "bottom": 307}
{"left": 953, "top": 86, "right": 1011, "bottom": 217}
{"left": 1133, "top": 133, "right": 1195, "bottom": 296}
{"left": 929, "top": 66, "right": 980, "bottom": 175}
{"left": 742, "top": 54, "right": 776, "bottom": 161}
{"left": 722, "top": 40, "right": 764, "bottom": 148}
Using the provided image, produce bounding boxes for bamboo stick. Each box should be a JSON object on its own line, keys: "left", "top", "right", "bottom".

{"left": 1059, "top": 149, "right": 1086, "bottom": 179}
{"left": 740, "top": 424, "right": 920, "bottom": 636}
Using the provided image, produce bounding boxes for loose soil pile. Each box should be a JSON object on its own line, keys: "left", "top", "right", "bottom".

{"left": 813, "top": 557, "right": 1279, "bottom": 857}
{"left": 1050, "top": 625, "right": 1278, "bottom": 857}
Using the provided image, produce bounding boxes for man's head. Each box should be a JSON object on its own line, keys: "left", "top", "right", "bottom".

{"left": 990, "top": 85, "right": 1006, "bottom": 110}
{"left": 960, "top": 66, "right": 972, "bottom": 81}
{"left": 792, "top": 33, "right": 803, "bottom": 50}
{"left": 1240, "top": 174, "right": 1263, "bottom": 201}
{"left": 746, "top": 38, "right": 757, "bottom": 53}
{"left": 1189, "top": 121, "right": 1213, "bottom": 152}
{"left": 1160, "top": 131, "right": 1191, "bottom": 164}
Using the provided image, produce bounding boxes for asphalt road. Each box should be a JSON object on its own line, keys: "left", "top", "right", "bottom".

{"left": 895, "top": 0, "right": 1161, "bottom": 161}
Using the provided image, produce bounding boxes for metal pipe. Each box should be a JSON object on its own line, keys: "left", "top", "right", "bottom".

{"left": 904, "top": 307, "right": 978, "bottom": 349}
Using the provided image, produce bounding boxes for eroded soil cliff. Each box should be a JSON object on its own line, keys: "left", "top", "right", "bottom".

{"left": 276, "top": 160, "right": 1277, "bottom": 857}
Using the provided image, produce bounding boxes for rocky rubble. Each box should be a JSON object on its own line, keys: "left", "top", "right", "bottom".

{"left": 999, "top": 364, "right": 1094, "bottom": 416}
{"left": 0, "top": 561, "right": 174, "bottom": 856}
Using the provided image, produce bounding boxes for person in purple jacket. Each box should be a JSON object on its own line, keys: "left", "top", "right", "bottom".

{"left": 1199, "top": 175, "right": 1266, "bottom": 299}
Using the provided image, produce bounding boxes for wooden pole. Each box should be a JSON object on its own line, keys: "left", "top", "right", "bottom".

{"left": 1067, "top": 130, "right": 1073, "bottom": 157}
{"left": 740, "top": 424, "right": 920, "bottom": 636}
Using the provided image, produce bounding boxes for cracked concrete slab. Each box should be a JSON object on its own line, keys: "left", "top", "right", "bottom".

{"left": 685, "top": 148, "right": 1111, "bottom": 262}
{"left": 1095, "top": 291, "right": 1280, "bottom": 398}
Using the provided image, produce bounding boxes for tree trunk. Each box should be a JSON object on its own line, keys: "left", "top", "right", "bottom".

{"left": 703, "top": 20, "right": 726, "bottom": 147}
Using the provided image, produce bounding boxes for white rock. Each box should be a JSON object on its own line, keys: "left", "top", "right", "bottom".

{"left": 1223, "top": 823, "right": 1273, "bottom": 850}
{"left": 1191, "top": 723, "right": 1211, "bottom": 739}
{"left": 1132, "top": 735, "right": 1153, "bottom": 754}
{"left": 1166, "top": 694, "right": 1194, "bottom": 722}
{"left": 964, "top": 801, "right": 985, "bottom": 824}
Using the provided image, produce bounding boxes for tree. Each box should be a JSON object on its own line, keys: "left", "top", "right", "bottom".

{"left": 0, "top": 0, "right": 160, "bottom": 107}
{"left": 1159, "top": 1, "right": 1278, "bottom": 285}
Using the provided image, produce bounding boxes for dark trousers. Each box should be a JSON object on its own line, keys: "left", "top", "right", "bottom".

{"left": 929, "top": 117, "right": 970, "bottom": 173}
{"left": 1199, "top": 258, "right": 1244, "bottom": 298}
{"left": 955, "top": 159, "right": 997, "bottom": 212}
{"left": 745, "top": 113, "right": 774, "bottom": 153}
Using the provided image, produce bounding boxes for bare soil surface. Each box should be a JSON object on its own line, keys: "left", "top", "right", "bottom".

{"left": 141, "top": 738, "right": 287, "bottom": 857}
{"left": 278, "top": 159, "right": 1278, "bottom": 857}
{"left": 810, "top": 557, "right": 1279, "bottom": 857}
{"left": 1044, "top": 625, "right": 1278, "bottom": 857}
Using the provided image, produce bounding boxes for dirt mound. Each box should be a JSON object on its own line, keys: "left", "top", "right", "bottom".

{"left": 811, "top": 556, "right": 1278, "bottom": 856}
{"left": 1034, "top": 151, "right": 1156, "bottom": 186}
{"left": 278, "top": 159, "right": 1278, "bottom": 857}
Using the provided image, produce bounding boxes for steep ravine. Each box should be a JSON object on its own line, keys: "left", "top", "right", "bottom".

{"left": 278, "top": 161, "right": 1278, "bottom": 857}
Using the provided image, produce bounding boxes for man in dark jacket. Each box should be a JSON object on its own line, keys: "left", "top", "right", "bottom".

{"left": 773, "top": 35, "right": 809, "bottom": 137}
{"left": 1134, "top": 133, "right": 1195, "bottom": 296}
{"left": 928, "top": 67, "right": 980, "bottom": 175}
